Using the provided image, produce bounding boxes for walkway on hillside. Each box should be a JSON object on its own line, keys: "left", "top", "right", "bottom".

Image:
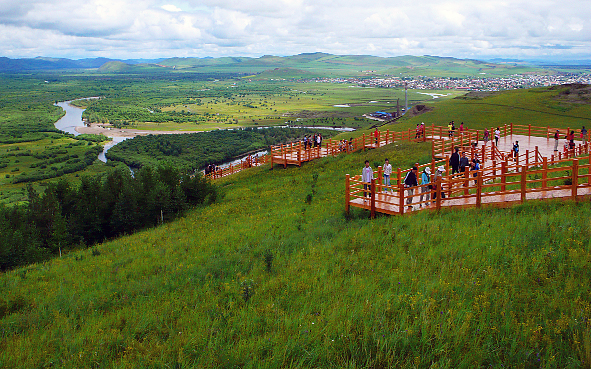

{"left": 346, "top": 127, "right": 591, "bottom": 217}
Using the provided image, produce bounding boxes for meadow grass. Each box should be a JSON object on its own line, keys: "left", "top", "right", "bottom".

{"left": 1, "top": 140, "right": 590, "bottom": 368}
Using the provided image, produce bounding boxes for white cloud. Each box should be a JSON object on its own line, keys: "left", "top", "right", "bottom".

{"left": 0, "top": 0, "right": 589, "bottom": 61}
{"left": 162, "top": 4, "right": 182, "bottom": 12}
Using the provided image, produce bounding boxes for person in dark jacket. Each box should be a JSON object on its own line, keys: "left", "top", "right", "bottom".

{"left": 459, "top": 152, "right": 469, "bottom": 172}
{"left": 404, "top": 166, "right": 418, "bottom": 209}
{"left": 449, "top": 147, "right": 460, "bottom": 174}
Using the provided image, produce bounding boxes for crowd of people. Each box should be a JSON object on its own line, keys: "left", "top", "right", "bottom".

{"left": 303, "top": 133, "right": 323, "bottom": 150}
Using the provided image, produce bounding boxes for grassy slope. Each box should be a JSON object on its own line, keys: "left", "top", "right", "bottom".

{"left": 2, "top": 137, "right": 591, "bottom": 368}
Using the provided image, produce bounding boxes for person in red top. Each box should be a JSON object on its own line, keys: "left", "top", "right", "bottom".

{"left": 374, "top": 128, "right": 379, "bottom": 145}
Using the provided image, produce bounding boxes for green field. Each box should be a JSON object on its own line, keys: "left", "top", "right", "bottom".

{"left": 2, "top": 140, "right": 590, "bottom": 367}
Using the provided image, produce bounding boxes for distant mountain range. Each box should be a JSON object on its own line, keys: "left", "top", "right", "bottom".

{"left": 0, "top": 56, "right": 164, "bottom": 71}
{"left": 1, "top": 53, "right": 587, "bottom": 76}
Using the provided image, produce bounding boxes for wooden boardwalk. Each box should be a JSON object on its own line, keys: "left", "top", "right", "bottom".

{"left": 346, "top": 128, "right": 591, "bottom": 217}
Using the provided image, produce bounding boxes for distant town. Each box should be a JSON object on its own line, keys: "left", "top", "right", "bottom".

{"left": 314, "top": 73, "right": 591, "bottom": 91}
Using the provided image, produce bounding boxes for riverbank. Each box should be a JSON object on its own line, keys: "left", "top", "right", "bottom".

{"left": 75, "top": 123, "right": 208, "bottom": 137}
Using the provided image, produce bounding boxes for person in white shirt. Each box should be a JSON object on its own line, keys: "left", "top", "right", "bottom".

{"left": 362, "top": 160, "right": 373, "bottom": 198}
{"left": 494, "top": 127, "right": 500, "bottom": 146}
{"left": 382, "top": 158, "right": 392, "bottom": 192}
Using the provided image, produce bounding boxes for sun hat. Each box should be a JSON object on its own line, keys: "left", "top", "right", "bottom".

{"left": 437, "top": 166, "right": 445, "bottom": 172}
{"left": 425, "top": 167, "right": 431, "bottom": 174}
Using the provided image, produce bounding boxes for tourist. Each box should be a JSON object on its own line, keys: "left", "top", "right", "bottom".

{"left": 582, "top": 126, "right": 588, "bottom": 144}
{"left": 554, "top": 130, "right": 560, "bottom": 151}
{"left": 483, "top": 128, "right": 489, "bottom": 145}
{"left": 383, "top": 158, "right": 392, "bottom": 192}
{"left": 420, "top": 167, "right": 431, "bottom": 206}
{"left": 459, "top": 152, "right": 469, "bottom": 172}
{"left": 451, "top": 121, "right": 456, "bottom": 137}
{"left": 415, "top": 123, "right": 421, "bottom": 139}
{"left": 362, "top": 160, "right": 373, "bottom": 199}
{"left": 432, "top": 166, "right": 446, "bottom": 202}
{"left": 317, "top": 133, "right": 322, "bottom": 148}
{"left": 374, "top": 128, "right": 379, "bottom": 145}
{"left": 449, "top": 147, "right": 460, "bottom": 174}
{"left": 459, "top": 122, "right": 464, "bottom": 135}
{"left": 448, "top": 121, "right": 453, "bottom": 138}
{"left": 471, "top": 158, "right": 480, "bottom": 184}
{"left": 303, "top": 135, "right": 308, "bottom": 150}
{"left": 513, "top": 141, "right": 519, "bottom": 161}
{"left": 404, "top": 166, "right": 418, "bottom": 210}
{"left": 494, "top": 127, "right": 500, "bottom": 146}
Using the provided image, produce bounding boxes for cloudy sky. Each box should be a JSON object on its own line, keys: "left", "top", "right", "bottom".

{"left": 0, "top": 0, "right": 589, "bottom": 61}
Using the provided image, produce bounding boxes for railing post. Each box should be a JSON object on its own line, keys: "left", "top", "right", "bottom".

{"left": 371, "top": 178, "right": 376, "bottom": 218}
{"left": 535, "top": 146, "right": 539, "bottom": 165}
{"left": 363, "top": 134, "right": 366, "bottom": 150}
{"left": 298, "top": 142, "right": 301, "bottom": 165}
{"left": 542, "top": 157, "right": 548, "bottom": 188}
{"left": 377, "top": 166, "right": 383, "bottom": 193}
{"left": 399, "top": 183, "right": 405, "bottom": 215}
{"left": 345, "top": 174, "right": 350, "bottom": 214}
{"left": 397, "top": 168, "right": 401, "bottom": 187}
{"left": 476, "top": 170, "right": 482, "bottom": 208}
{"left": 525, "top": 149, "right": 529, "bottom": 167}
{"left": 386, "top": 129, "right": 390, "bottom": 145}
{"left": 528, "top": 124, "right": 531, "bottom": 136}
{"left": 501, "top": 161, "right": 507, "bottom": 192}
{"left": 492, "top": 160, "right": 497, "bottom": 176}
{"left": 464, "top": 169, "right": 469, "bottom": 196}
{"left": 572, "top": 159, "right": 579, "bottom": 201}
{"left": 510, "top": 123, "right": 513, "bottom": 136}
{"left": 521, "top": 166, "right": 527, "bottom": 203}
{"left": 436, "top": 178, "right": 442, "bottom": 211}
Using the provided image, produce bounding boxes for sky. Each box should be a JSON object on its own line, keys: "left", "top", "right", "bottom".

{"left": 0, "top": 0, "right": 589, "bottom": 61}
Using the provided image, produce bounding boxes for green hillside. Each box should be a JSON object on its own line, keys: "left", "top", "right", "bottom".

{"left": 156, "top": 53, "right": 545, "bottom": 77}
{"left": 2, "top": 135, "right": 591, "bottom": 367}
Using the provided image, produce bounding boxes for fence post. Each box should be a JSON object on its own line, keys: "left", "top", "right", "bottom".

{"left": 572, "top": 159, "right": 579, "bottom": 201}
{"left": 399, "top": 183, "right": 405, "bottom": 215}
{"left": 345, "top": 174, "right": 350, "bottom": 214}
{"left": 436, "top": 178, "right": 442, "bottom": 211}
{"left": 525, "top": 150, "right": 529, "bottom": 167}
{"left": 370, "top": 178, "right": 376, "bottom": 218}
{"left": 547, "top": 126, "right": 550, "bottom": 140}
{"left": 501, "top": 161, "right": 506, "bottom": 192}
{"left": 464, "top": 170, "right": 469, "bottom": 196}
{"left": 542, "top": 157, "right": 548, "bottom": 188}
{"left": 493, "top": 160, "right": 497, "bottom": 176}
{"left": 528, "top": 124, "right": 531, "bottom": 136}
{"left": 476, "top": 170, "right": 482, "bottom": 208}
{"left": 397, "top": 168, "right": 402, "bottom": 187}
{"left": 521, "top": 166, "right": 527, "bottom": 203}
{"left": 386, "top": 129, "right": 390, "bottom": 145}
{"left": 535, "top": 146, "right": 539, "bottom": 165}
{"left": 377, "top": 166, "right": 383, "bottom": 193}
{"left": 510, "top": 123, "right": 513, "bottom": 136}
{"left": 363, "top": 134, "right": 366, "bottom": 150}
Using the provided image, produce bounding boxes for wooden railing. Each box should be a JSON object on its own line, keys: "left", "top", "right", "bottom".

{"left": 205, "top": 155, "right": 269, "bottom": 179}
{"left": 346, "top": 150, "right": 591, "bottom": 218}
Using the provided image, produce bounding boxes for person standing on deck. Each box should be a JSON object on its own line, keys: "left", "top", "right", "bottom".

{"left": 449, "top": 147, "right": 460, "bottom": 174}
{"left": 404, "top": 166, "right": 419, "bottom": 210}
{"left": 362, "top": 160, "right": 373, "bottom": 199}
{"left": 303, "top": 135, "right": 308, "bottom": 150}
{"left": 383, "top": 158, "right": 392, "bottom": 193}
{"left": 459, "top": 152, "right": 469, "bottom": 173}
{"left": 432, "top": 166, "right": 445, "bottom": 202}
{"left": 554, "top": 130, "right": 560, "bottom": 151}
{"left": 317, "top": 133, "right": 322, "bottom": 148}
{"left": 459, "top": 122, "right": 465, "bottom": 135}
{"left": 513, "top": 141, "right": 520, "bottom": 161}
{"left": 420, "top": 167, "right": 431, "bottom": 207}
{"left": 483, "top": 128, "right": 489, "bottom": 145}
{"left": 494, "top": 127, "right": 500, "bottom": 146}
{"left": 582, "top": 126, "right": 588, "bottom": 144}
{"left": 448, "top": 122, "right": 453, "bottom": 138}
{"left": 374, "top": 128, "right": 379, "bottom": 145}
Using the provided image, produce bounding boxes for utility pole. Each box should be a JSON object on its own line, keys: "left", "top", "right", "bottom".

{"left": 404, "top": 82, "right": 408, "bottom": 113}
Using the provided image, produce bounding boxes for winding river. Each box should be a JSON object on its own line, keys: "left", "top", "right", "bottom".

{"left": 54, "top": 99, "right": 357, "bottom": 168}
{"left": 54, "top": 100, "right": 129, "bottom": 163}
